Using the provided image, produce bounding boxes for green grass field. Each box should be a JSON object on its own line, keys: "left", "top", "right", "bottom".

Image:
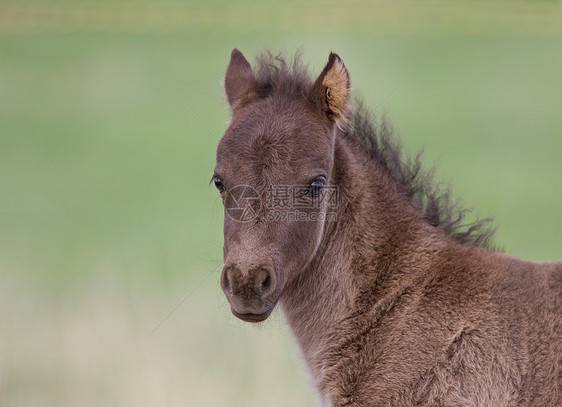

{"left": 1, "top": 2, "right": 561, "bottom": 406}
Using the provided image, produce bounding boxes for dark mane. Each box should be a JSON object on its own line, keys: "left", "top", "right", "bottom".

{"left": 347, "top": 102, "right": 496, "bottom": 248}
{"left": 253, "top": 52, "right": 496, "bottom": 248}
{"left": 254, "top": 50, "right": 312, "bottom": 100}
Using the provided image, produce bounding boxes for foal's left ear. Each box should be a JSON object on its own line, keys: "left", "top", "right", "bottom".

{"left": 224, "top": 48, "right": 258, "bottom": 111}
{"left": 310, "top": 52, "right": 351, "bottom": 129}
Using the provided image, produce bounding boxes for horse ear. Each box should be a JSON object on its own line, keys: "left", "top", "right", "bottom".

{"left": 224, "top": 48, "right": 258, "bottom": 111}
{"left": 310, "top": 52, "right": 351, "bottom": 129}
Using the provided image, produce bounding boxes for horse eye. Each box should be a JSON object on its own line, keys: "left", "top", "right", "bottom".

{"left": 308, "top": 176, "right": 326, "bottom": 197}
{"left": 213, "top": 176, "right": 225, "bottom": 192}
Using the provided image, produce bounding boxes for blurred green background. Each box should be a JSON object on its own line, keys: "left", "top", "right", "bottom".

{"left": 0, "top": 1, "right": 560, "bottom": 406}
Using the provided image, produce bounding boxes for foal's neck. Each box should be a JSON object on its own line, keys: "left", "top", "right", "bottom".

{"left": 280, "top": 132, "right": 445, "bottom": 372}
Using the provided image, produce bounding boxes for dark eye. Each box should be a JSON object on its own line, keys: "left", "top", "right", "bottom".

{"left": 213, "top": 175, "right": 225, "bottom": 192}
{"left": 307, "top": 176, "right": 326, "bottom": 197}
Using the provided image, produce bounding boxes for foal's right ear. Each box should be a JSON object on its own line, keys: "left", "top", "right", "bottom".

{"left": 309, "top": 52, "right": 351, "bottom": 129}
{"left": 224, "top": 48, "right": 258, "bottom": 111}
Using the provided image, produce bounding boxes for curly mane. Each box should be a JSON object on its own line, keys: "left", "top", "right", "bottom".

{"left": 347, "top": 102, "right": 496, "bottom": 248}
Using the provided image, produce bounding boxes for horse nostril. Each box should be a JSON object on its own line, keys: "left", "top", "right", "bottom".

{"left": 262, "top": 274, "right": 271, "bottom": 289}
{"left": 258, "top": 269, "right": 274, "bottom": 295}
{"left": 261, "top": 273, "right": 271, "bottom": 292}
{"left": 222, "top": 263, "right": 275, "bottom": 299}
{"left": 222, "top": 269, "right": 233, "bottom": 294}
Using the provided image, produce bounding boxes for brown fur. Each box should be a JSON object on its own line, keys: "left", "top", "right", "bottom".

{"left": 214, "top": 49, "right": 562, "bottom": 406}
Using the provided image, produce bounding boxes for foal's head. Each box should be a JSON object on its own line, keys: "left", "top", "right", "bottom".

{"left": 214, "top": 49, "right": 351, "bottom": 322}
